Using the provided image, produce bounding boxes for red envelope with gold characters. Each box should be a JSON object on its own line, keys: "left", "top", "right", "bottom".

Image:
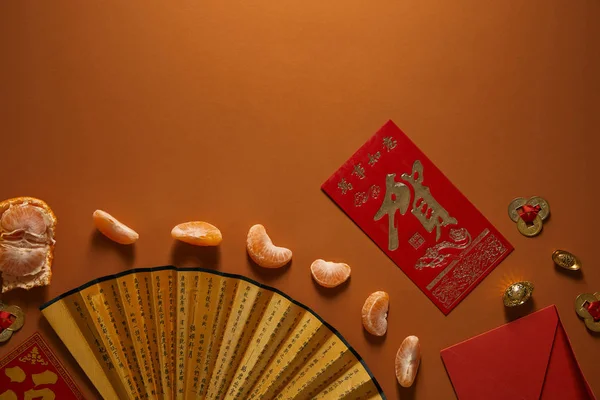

{"left": 322, "top": 120, "right": 513, "bottom": 314}
{"left": 0, "top": 332, "right": 84, "bottom": 399}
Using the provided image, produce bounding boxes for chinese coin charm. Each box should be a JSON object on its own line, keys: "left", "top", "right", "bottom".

{"left": 575, "top": 292, "right": 600, "bottom": 333}
{"left": 0, "top": 302, "right": 25, "bottom": 343}
{"left": 508, "top": 196, "right": 550, "bottom": 237}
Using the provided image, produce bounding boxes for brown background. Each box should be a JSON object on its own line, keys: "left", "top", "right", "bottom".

{"left": 1, "top": 1, "right": 599, "bottom": 399}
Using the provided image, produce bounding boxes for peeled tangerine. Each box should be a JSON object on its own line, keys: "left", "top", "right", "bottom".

{"left": 395, "top": 335, "right": 421, "bottom": 388}
{"left": 310, "top": 259, "right": 351, "bottom": 288}
{"left": 0, "top": 197, "right": 57, "bottom": 292}
{"left": 171, "top": 221, "right": 222, "bottom": 246}
{"left": 361, "top": 291, "right": 389, "bottom": 336}
{"left": 246, "top": 224, "right": 292, "bottom": 268}
{"left": 93, "top": 210, "right": 139, "bottom": 245}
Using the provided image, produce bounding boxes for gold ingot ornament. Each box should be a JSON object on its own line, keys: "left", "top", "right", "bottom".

{"left": 503, "top": 281, "right": 534, "bottom": 307}
{"left": 552, "top": 250, "right": 582, "bottom": 271}
{"left": 575, "top": 292, "right": 600, "bottom": 332}
{"left": 0, "top": 303, "right": 25, "bottom": 343}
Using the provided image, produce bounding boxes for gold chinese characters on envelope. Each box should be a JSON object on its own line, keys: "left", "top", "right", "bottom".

{"left": 0, "top": 332, "right": 84, "bottom": 399}
{"left": 322, "top": 121, "right": 513, "bottom": 314}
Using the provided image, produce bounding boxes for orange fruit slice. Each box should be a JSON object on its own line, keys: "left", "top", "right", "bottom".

{"left": 93, "top": 210, "right": 139, "bottom": 245}
{"left": 361, "top": 291, "right": 389, "bottom": 336}
{"left": 171, "top": 221, "right": 222, "bottom": 246}
{"left": 395, "top": 335, "right": 421, "bottom": 387}
{"left": 246, "top": 224, "right": 292, "bottom": 268}
{"left": 0, "top": 246, "right": 46, "bottom": 277}
{"left": 0, "top": 197, "right": 56, "bottom": 293}
{"left": 310, "top": 259, "right": 351, "bottom": 288}
{"left": 1, "top": 201, "right": 49, "bottom": 235}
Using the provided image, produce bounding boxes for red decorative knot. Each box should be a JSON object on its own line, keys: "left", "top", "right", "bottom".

{"left": 585, "top": 300, "right": 600, "bottom": 322}
{"left": 0, "top": 310, "right": 14, "bottom": 331}
{"left": 518, "top": 205, "right": 541, "bottom": 223}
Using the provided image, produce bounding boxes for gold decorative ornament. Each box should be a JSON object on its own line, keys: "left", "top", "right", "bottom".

{"left": 575, "top": 292, "right": 600, "bottom": 333}
{"left": 517, "top": 215, "right": 543, "bottom": 237}
{"left": 552, "top": 250, "right": 582, "bottom": 271}
{"left": 0, "top": 303, "right": 25, "bottom": 343}
{"left": 503, "top": 281, "right": 534, "bottom": 307}
{"left": 19, "top": 346, "right": 48, "bottom": 366}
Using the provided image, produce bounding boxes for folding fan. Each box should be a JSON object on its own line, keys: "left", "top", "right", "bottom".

{"left": 40, "top": 266, "right": 385, "bottom": 399}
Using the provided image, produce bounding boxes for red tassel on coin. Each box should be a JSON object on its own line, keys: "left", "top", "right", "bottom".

{"left": 0, "top": 311, "right": 13, "bottom": 331}
{"left": 585, "top": 300, "right": 600, "bottom": 322}
{"left": 518, "top": 204, "right": 541, "bottom": 223}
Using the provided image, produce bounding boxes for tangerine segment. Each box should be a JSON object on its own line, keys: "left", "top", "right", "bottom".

{"left": 1, "top": 203, "right": 48, "bottom": 235}
{"left": 2, "top": 266, "right": 52, "bottom": 293}
{"left": 171, "top": 221, "right": 222, "bottom": 246}
{"left": 310, "top": 259, "right": 351, "bottom": 288}
{"left": 361, "top": 291, "right": 389, "bottom": 336}
{"left": 246, "top": 224, "right": 292, "bottom": 268}
{"left": 93, "top": 210, "right": 139, "bottom": 245}
{"left": 0, "top": 197, "right": 57, "bottom": 237}
{"left": 0, "top": 244, "right": 46, "bottom": 276}
{"left": 395, "top": 336, "right": 421, "bottom": 388}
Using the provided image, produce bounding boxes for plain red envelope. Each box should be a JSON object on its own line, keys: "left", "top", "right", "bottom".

{"left": 441, "top": 305, "right": 596, "bottom": 400}
{"left": 322, "top": 120, "right": 513, "bottom": 314}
